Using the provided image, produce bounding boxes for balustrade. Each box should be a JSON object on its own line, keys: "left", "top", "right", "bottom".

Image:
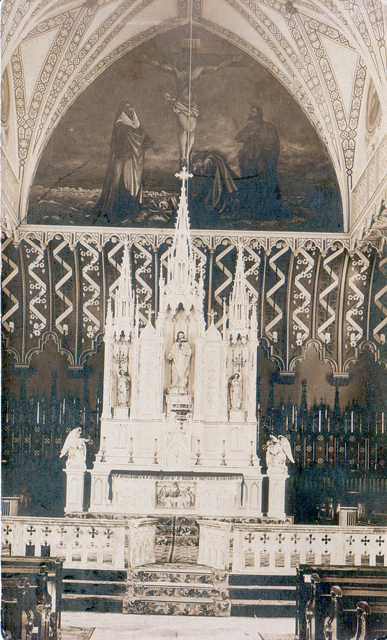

{"left": 231, "top": 525, "right": 386, "bottom": 574}
{"left": 2, "top": 517, "right": 128, "bottom": 570}
{"left": 3, "top": 517, "right": 385, "bottom": 574}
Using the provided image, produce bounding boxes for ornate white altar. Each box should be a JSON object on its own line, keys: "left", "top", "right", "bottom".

{"left": 63, "top": 169, "right": 288, "bottom": 519}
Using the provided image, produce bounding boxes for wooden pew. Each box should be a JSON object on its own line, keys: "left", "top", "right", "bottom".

{"left": 297, "top": 565, "right": 387, "bottom": 640}
{"left": 1, "top": 556, "right": 63, "bottom": 640}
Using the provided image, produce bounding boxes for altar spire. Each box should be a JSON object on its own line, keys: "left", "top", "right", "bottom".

{"left": 228, "top": 244, "right": 252, "bottom": 342}
{"left": 107, "top": 242, "right": 135, "bottom": 338}
{"left": 159, "top": 167, "right": 204, "bottom": 314}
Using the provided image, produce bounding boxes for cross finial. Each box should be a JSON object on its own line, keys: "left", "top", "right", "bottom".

{"left": 208, "top": 309, "right": 217, "bottom": 325}
{"left": 175, "top": 166, "right": 193, "bottom": 189}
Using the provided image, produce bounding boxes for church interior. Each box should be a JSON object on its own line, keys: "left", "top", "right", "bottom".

{"left": 2, "top": 1, "right": 387, "bottom": 639}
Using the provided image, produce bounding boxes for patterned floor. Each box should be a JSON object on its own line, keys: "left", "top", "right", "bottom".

{"left": 60, "top": 612, "right": 297, "bottom": 640}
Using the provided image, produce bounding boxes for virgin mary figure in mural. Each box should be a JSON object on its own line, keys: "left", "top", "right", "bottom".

{"left": 93, "top": 102, "right": 158, "bottom": 224}
{"left": 189, "top": 151, "right": 239, "bottom": 226}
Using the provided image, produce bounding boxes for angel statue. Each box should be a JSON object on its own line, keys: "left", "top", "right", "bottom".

{"left": 264, "top": 435, "right": 294, "bottom": 472}
{"left": 60, "top": 427, "right": 90, "bottom": 467}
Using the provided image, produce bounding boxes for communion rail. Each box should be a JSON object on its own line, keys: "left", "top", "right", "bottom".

{"left": 2, "top": 517, "right": 386, "bottom": 573}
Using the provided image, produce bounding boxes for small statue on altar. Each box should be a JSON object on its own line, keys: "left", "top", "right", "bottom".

{"left": 264, "top": 435, "right": 294, "bottom": 472}
{"left": 167, "top": 331, "right": 192, "bottom": 393}
{"left": 60, "top": 427, "right": 90, "bottom": 467}
{"left": 229, "top": 373, "right": 242, "bottom": 409}
{"left": 117, "top": 369, "right": 130, "bottom": 405}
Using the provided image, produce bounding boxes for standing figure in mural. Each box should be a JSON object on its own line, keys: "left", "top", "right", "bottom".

{"left": 229, "top": 373, "right": 243, "bottom": 409}
{"left": 167, "top": 331, "right": 192, "bottom": 393}
{"left": 190, "top": 151, "right": 239, "bottom": 225}
{"left": 117, "top": 369, "right": 130, "bottom": 405}
{"left": 59, "top": 427, "right": 90, "bottom": 467}
{"left": 138, "top": 52, "right": 242, "bottom": 165}
{"left": 264, "top": 435, "right": 294, "bottom": 472}
{"left": 93, "top": 101, "right": 159, "bottom": 224}
{"left": 236, "top": 105, "right": 286, "bottom": 219}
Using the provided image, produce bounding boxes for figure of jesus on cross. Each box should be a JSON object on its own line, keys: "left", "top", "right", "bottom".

{"left": 138, "top": 50, "right": 242, "bottom": 166}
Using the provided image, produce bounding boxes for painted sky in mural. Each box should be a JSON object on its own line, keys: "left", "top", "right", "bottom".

{"left": 29, "top": 27, "right": 342, "bottom": 231}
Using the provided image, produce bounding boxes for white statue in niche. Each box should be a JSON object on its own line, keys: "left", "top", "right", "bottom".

{"left": 117, "top": 369, "right": 130, "bottom": 405}
{"left": 229, "top": 373, "right": 242, "bottom": 409}
{"left": 167, "top": 331, "right": 192, "bottom": 393}
{"left": 264, "top": 435, "right": 294, "bottom": 472}
{"left": 60, "top": 427, "right": 90, "bottom": 467}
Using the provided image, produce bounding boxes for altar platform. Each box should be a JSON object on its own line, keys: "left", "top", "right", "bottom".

{"left": 60, "top": 611, "right": 296, "bottom": 640}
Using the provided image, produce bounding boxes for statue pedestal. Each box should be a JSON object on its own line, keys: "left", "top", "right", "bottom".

{"left": 267, "top": 469, "right": 288, "bottom": 519}
{"left": 166, "top": 393, "right": 192, "bottom": 419}
{"left": 229, "top": 409, "right": 245, "bottom": 422}
{"left": 113, "top": 406, "right": 129, "bottom": 419}
{"left": 64, "top": 465, "right": 86, "bottom": 514}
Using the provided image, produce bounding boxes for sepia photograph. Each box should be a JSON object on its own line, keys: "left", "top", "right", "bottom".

{"left": 1, "top": 1, "right": 387, "bottom": 639}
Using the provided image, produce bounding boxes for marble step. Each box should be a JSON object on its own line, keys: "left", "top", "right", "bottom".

{"left": 132, "top": 567, "right": 214, "bottom": 584}
{"left": 129, "top": 585, "right": 220, "bottom": 598}
{"left": 62, "top": 593, "right": 123, "bottom": 601}
{"left": 229, "top": 586, "right": 296, "bottom": 600}
{"left": 123, "top": 600, "right": 225, "bottom": 616}
{"left": 230, "top": 599, "right": 296, "bottom": 606}
{"left": 61, "top": 593, "right": 124, "bottom": 613}
{"left": 230, "top": 599, "right": 296, "bottom": 618}
{"left": 126, "top": 594, "right": 215, "bottom": 604}
{"left": 63, "top": 579, "right": 126, "bottom": 596}
{"left": 229, "top": 574, "right": 297, "bottom": 586}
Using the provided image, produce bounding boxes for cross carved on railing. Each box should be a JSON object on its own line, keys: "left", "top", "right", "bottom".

{"left": 291, "top": 533, "right": 300, "bottom": 544}
{"left": 276, "top": 533, "right": 285, "bottom": 545}
{"left": 361, "top": 536, "right": 370, "bottom": 547}
{"left": 306, "top": 534, "right": 316, "bottom": 545}
{"left": 3, "top": 525, "right": 12, "bottom": 536}
{"left": 321, "top": 534, "right": 331, "bottom": 545}
{"left": 375, "top": 536, "right": 385, "bottom": 547}
{"left": 244, "top": 533, "right": 255, "bottom": 544}
{"left": 42, "top": 526, "right": 51, "bottom": 537}
{"left": 26, "top": 526, "right": 36, "bottom": 536}
{"left": 346, "top": 535, "right": 354, "bottom": 546}
{"left": 88, "top": 527, "right": 98, "bottom": 539}
{"left": 260, "top": 533, "right": 270, "bottom": 544}
{"left": 104, "top": 529, "right": 114, "bottom": 540}
{"left": 57, "top": 527, "right": 68, "bottom": 537}
{"left": 74, "top": 527, "right": 82, "bottom": 538}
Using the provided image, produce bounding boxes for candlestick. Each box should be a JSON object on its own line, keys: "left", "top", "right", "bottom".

{"left": 221, "top": 440, "right": 227, "bottom": 466}
{"left": 128, "top": 437, "right": 134, "bottom": 464}
{"left": 195, "top": 440, "right": 201, "bottom": 465}
{"left": 100, "top": 437, "right": 106, "bottom": 462}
